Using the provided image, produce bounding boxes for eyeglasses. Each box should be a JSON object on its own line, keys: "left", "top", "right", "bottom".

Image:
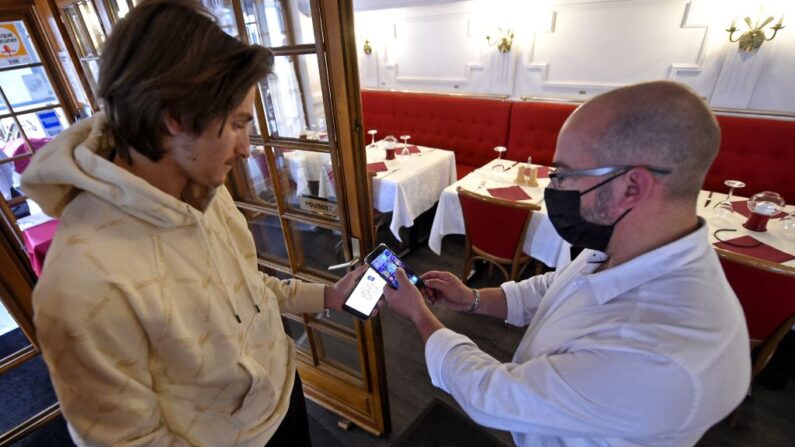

{"left": 548, "top": 165, "right": 672, "bottom": 188}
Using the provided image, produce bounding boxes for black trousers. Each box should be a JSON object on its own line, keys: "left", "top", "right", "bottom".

{"left": 266, "top": 373, "right": 312, "bottom": 447}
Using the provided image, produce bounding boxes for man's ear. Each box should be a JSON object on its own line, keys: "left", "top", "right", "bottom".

{"left": 163, "top": 111, "right": 184, "bottom": 136}
{"left": 618, "top": 168, "right": 654, "bottom": 208}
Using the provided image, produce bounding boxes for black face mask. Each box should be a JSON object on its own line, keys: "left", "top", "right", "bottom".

{"left": 544, "top": 173, "right": 632, "bottom": 252}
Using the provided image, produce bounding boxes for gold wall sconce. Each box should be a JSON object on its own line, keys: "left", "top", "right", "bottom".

{"left": 727, "top": 16, "right": 785, "bottom": 52}
{"left": 363, "top": 39, "right": 372, "bottom": 55}
{"left": 486, "top": 28, "right": 514, "bottom": 53}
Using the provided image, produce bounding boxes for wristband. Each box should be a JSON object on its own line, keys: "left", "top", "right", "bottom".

{"left": 466, "top": 288, "right": 480, "bottom": 313}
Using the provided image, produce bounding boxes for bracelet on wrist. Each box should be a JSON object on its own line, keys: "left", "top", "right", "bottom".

{"left": 466, "top": 288, "right": 480, "bottom": 313}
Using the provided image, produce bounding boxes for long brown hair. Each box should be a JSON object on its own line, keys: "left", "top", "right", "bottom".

{"left": 98, "top": 0, "right": 273, "bottom": 163}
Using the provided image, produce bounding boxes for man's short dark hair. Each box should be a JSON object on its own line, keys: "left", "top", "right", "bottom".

{"left": 98, "top": 0, "right": 273, "bottom": 163}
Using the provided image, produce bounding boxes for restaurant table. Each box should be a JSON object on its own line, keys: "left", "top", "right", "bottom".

{"left": 284, "top": 143, "right": 457, "bottom": 241}
{"left": 21, "top": 218, "right": 59, "bottom": 276}
{"left": 429, "top": 159, "right": 569, "bottom": 268}
{"left": 699, "top": 191, "right": 795, "bottom": 271}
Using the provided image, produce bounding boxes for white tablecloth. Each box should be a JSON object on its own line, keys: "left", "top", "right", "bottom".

{"left": 699, "top": 190, "right": 795, "bottom": 269}
{"left": 429, "top": 165, "right": 795, "bottom": 271}
{"left": 284, "top": 144, "right": 457, "bottom": 241}
{"left": 429, "top": 159, "right": 569, "bottom": 268}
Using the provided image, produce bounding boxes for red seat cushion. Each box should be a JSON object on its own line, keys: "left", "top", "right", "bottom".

{"left": 708, "top": 116, "right": 795, "bottom": 203}
{"left": 361, "top": 90, "right": 512, "bottom": 169}
{"left": 506, "top": 101, "right": 577, "bottom": 166}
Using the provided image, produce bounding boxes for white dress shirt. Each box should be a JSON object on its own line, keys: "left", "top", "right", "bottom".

{"left": 425, "top": 220, "right": 751, "bottom": 447}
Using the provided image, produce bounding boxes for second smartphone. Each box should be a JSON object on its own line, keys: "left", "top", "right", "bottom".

{"left": 365, "top": 244, "right": 425, "bottom": 290}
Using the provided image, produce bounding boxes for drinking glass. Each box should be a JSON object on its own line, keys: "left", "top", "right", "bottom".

{"left": 780, "top": 212, "right": 795, "bottom": 240}
{"left": 723, "top": 179, "right": 745, "bottom": 203}
{"left": 711, "top": 179, "right": 746, "bottom": 216}
{"left": 400, "top": 135, "right": 411, "bottom": 156}
{"left": 492, "top": 146, "right": 507, "bottom": 171}
{"left": 367, "top": 129, "right": 378, "bottom": 149}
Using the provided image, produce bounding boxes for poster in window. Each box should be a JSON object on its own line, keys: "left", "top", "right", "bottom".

{"left": 0, "top": 23, "right": 33, "bottom": 67}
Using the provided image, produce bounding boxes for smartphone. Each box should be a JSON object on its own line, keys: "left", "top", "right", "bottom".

{"left": 342, "top": 267, "right": 387, "bottom": 320}
{"left": 365, "top": 244, "right": 424, "bottom": 290}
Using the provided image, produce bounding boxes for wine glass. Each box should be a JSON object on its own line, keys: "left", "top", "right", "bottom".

{"left": 367, "top": 129, "right": 378, "bottom": 149}
{"left": 719, "top": 179, "right": 746, "bottom": 205}
{"left": 492, "top": 146, "right": 507, "bottom": 171}
{"left": 400, "top": 135, "right": 411, "bottom": 156}
{"left": 711, "top": 179, "right": 746, "bottom": 218}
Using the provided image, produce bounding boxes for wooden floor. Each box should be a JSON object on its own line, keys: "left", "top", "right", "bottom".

{"left": 305, "top": 227, "right": 795, "bottom": 447}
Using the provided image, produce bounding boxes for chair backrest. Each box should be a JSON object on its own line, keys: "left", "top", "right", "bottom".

{"left": 717, "top": 250, "right": 795, "bottom": 342}
{"left": 457, "top": 186, "right": 539, "bottom": 260}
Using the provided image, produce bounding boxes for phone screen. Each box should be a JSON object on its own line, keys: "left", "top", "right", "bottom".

{"left": 344, "top": 267, "right": 386, "bottom": 318}
{"left": 368, "top": 246, "right": 422, "bottom": 289}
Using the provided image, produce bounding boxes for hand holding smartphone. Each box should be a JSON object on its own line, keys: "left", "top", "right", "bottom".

{"left": 342, "top": 267, "right": 387, "bottom": 320}
{"left": 342, "top": 244, "right": 425, "bottom": 320}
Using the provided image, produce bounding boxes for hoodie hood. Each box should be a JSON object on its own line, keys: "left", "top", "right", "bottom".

{"left": 21, "top": 112, "right": 217, "bottom": 228}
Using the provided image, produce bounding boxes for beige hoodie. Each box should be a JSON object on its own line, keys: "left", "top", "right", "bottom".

{"left": 22, "top": 113, "right": 325, "bottom": 446}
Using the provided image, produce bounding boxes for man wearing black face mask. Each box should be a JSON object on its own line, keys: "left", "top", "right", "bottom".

{"left": 384, "top": 81, "right": 751, "bottom": 446}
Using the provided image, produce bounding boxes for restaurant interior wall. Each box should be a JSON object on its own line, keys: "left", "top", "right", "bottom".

{"left": 353, "top": 0, "right": 795, "bottom": 116}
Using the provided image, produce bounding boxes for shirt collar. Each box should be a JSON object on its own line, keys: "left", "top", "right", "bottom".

{"left": 584, "top": 218, "right": 710, "bottom": 305}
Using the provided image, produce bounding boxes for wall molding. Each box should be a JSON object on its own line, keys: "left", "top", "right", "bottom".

{"left": 526, "top": 0, "right": 709, "bottom": 90}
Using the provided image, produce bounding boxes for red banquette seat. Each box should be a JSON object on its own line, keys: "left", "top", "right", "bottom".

{"left": 708, "top": 115, "right": 795, "bottom": 203}
{"left": 360, "top": 90, "right": 512, "bottom": 179}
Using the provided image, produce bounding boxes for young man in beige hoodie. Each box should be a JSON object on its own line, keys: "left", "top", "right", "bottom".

{"left": 21, "top": 1, "right": 364, "bottom": 445}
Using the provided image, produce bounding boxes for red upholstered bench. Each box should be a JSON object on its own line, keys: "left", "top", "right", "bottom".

{"left": 707, "top": 115, "right": 795, "bottom": 203}
{"left": 360, "top": 90, "right": 512, "bottom": 179}
{"left": 505, "top": 101, "right": 577, "bottom": 166}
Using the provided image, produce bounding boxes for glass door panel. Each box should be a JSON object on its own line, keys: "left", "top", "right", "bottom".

{"left": 272, "top": 148, "right": 338, "bottom": 219}
{"left": 201, "top": 0, "right": 239, "bottom": 37}
{"left": 245, "top": 210, "right": 290, "bottom": 263}
{"left": 243, "top": 0, "right": 315, "bottom": 47}
{"left": 261, "top": 53, "right": 327, "bottom": 140}
{"left": 226, "top": 0, "right": 390, "bottom": 435}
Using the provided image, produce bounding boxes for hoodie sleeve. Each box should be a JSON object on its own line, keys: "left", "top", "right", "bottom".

{"left": 34, "top": 277, "right": 192, "bottom": 447}
{"left": 262, "top": 275, "right": 326, "bottom": 315}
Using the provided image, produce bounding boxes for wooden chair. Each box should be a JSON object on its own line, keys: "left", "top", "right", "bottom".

{"left": 457, "top": 186, "right": 541, "bottom": 282}
{"left": 716, "top": 248, "right": 795, "bottom": 425}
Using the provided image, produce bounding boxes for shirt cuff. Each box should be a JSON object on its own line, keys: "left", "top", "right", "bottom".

{"left": 295, "top": 282, "right": 326, "bottom": 314}
{"left": 425, "top": 328, "right": 476, "bottom": 393}
{"left": 501, "top": 281, "right": 526, "bottom": 327}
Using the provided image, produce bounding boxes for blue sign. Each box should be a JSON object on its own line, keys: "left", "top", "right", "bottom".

{"left": 36, "top": 110, "right": 63, "bottom": 137}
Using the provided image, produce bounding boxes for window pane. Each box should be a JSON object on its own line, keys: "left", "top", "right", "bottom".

{"left": 244, "top": 210, "right": 290, "bottom": 264}
{"left": 64, "top": 6, "right": 98, "bottom": 57}
{"left": 286, "top": 220, "right": 345, "bottom": 279}
{"left": 273, "top": 148, "right": 338, "bottom": 219}
{"left": 260, "top": 54, "right": 326, "bottom": 140}
{"left": 237, "top": 147, "right": 276, "bottom": 206}
{"left": 313, "top": 329, "right": 362, "bottom": 379}
{"left": 0, "top": 302, "right": 20, "bottom": 355}
{"left": 0, "top": 66, "right": 59, "bottom": 114}
{"left": 76, "top": 0, "right": 106, "bottom": 52}
{"left": 202, "top": 0, "right": 239, "bottom": 38}
{"left": 108, "top": 0, "right": 131, "bottom": 20}
{"left": 10, "top": 108, "right": 69, "bottom": 140}
{"left": 283, "top": 317, "right": 309, "bottom": 356}
{"left": 242, "top": 0, "right": 315, "bottom": 47}
{"left": 0, "top": 21, "right": 40, "bottom": 68}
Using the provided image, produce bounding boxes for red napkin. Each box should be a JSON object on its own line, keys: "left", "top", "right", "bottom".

{"left": 367, "top": 162, "right": 388, "bottom": 173}
{"left": 487, "top": 185, "right": 532, "bottom": 201}
{"left": 536, "top": 166, "right": 550, "bottom": 178}
{"left": 405, "top": 145, "right": 421, "bottom": 154}
{"left": 714, "top": 236, "right": 795, "bottom": 264}
{"left": 731, "top": 201, "right": 787, "bottom": 219}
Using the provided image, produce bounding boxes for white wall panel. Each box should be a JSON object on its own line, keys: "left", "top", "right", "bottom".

{"left": 353, "top": 0, "right": 795, "bottom": 114}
